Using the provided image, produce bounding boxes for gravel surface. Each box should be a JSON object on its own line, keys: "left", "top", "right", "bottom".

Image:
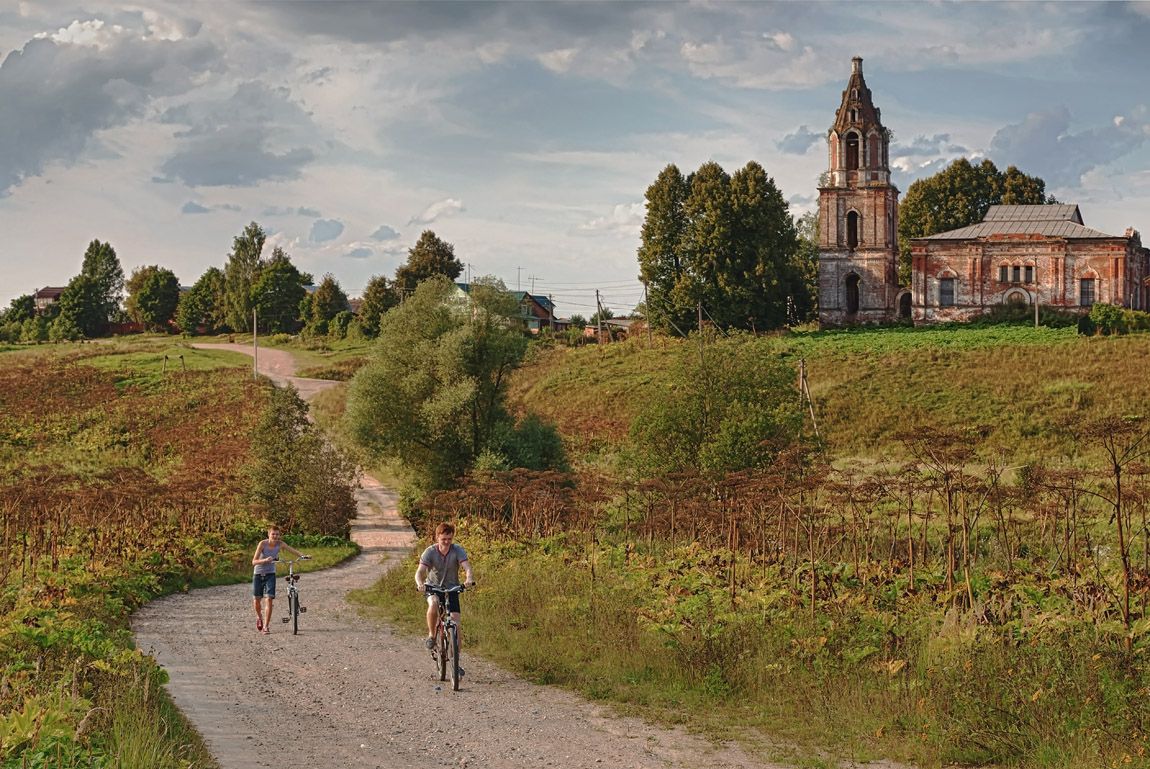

{"left": 132, "top": 343, "right": 898, "bottom": 769}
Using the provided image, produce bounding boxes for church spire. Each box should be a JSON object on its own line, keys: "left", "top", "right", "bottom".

{"left": 826, "top": 56, "right": 891, "bottom": 188}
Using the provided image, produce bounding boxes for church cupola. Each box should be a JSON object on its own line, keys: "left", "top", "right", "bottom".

{"left": 826, "top": 57, "right": 891, "bottom": 187}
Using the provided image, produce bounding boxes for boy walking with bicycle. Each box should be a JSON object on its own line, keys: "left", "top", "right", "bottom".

{"left": 414, "top": 523, "right": 474, "bottom": 650}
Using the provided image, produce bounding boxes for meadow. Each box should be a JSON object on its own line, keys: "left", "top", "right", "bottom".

{"left": 358, "top": 324, "right": 1150, "bottom": 769}
{"left": 0, "top": 341, "right": 356, "bottom": 768}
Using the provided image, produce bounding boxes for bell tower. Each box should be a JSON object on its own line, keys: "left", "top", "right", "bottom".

{"left": 818, "top": 57, "right": 901, "bottom": 326}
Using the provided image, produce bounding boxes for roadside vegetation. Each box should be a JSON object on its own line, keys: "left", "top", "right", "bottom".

{"left": 354, "top": 323, "right": 1150, "bottom": 769}
{"left": 0, "top": 341, "right": 357, "bottom": 768}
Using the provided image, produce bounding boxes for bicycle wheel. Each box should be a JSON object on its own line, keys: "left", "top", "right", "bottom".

{"left": 292, "top": 588, "right": 299, "bottom": 635}
{"left": 438, "top": 624, "right": 448, "bottom": 681}
{"left": 449, "top": 625, "right": 461, "bottom": 691}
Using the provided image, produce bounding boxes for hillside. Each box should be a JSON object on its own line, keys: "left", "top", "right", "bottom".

{"left": 509, "top": 325, "right": 1147, "bottom": 463}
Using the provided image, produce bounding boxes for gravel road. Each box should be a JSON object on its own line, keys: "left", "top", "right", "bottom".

{"left": 132, "top": 343, "right": 885, "bottom": 768}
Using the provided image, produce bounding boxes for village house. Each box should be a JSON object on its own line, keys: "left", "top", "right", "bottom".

{"left": 817, "top": 57, "right": 1148, "bottom": 326}
{"left": 33, "top": 286, "right": 66, "bottom": 314}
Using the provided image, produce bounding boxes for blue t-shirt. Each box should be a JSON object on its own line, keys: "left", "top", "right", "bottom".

{"left": 253, "top": 540, "right": 280, "bottom": 575}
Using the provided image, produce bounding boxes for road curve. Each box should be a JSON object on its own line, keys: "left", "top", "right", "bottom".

{"left": 132, "top": 343, "right": 847, "bottom": 769}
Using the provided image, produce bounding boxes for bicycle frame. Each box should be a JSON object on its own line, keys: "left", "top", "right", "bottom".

{"left": 424, "top": 585, "right": 464, "bottom": 690}
{"left": 275, "top": 557, "right": 309, "bottom": 635}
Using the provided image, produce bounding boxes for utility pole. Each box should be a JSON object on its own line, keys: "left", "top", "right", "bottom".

{"left": 698, "top": 300, "right": 704, "bottom": 364}
{"left": 549, "top": 294, "right": 554, "bottom": 332}
{"left": 1034, "top": 271, "right": 1040, "bottom": 329}
{"left": 517, "top": 267, "right": 522, "bottom": 293}
{"left": 529, "top": 275, "right": 540, "bottom": 295}
{"left": 643, "top": 282, "right": 653, "bottom": 348}
{"left": 596, "top": 290, "right": 603, "bottom": 345}
{"left": 252, "top": 308, "right": 258, "bottom": 381}
{"left": 799, "top": 357, "right": 821, "bottom": 440}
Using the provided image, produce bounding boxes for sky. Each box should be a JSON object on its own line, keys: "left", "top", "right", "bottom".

{"left": 2, "top": 1, "right": 1149, "bottom": 318}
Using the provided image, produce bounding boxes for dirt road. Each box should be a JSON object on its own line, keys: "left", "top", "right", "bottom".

{"left": 131, "top": 345, "right": 832, "bottom": 768}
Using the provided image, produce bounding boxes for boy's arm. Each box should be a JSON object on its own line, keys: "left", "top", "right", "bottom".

{"left": 285, "top": 543, "right": 307, "bottom": 558}
{"left": 251, "top": 541, "right": 266, "bottom": 566}
{"left": 415, "top": 562, "right": 429, "bottom": 590}
{"left": 461, "top": 559, "right": 474, "bottom": 586}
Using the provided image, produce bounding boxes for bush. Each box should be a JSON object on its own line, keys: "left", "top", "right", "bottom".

{"left": 247, "top": 384, "right": 358, "bottom": 535}
{"left": 1089, "top": 303, "right": 1127, "bottom": 335}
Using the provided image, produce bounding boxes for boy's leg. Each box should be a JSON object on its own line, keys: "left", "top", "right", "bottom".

{"left": 425, "top": 597, "right": 438, "bottom": 647}
{"left": 263, "top": 597, "right": 274, "bottom": 629}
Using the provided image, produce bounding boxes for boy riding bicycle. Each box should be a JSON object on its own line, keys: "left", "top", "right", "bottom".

{"left": 414, "top": 523, "right": 474, "bottom": 654}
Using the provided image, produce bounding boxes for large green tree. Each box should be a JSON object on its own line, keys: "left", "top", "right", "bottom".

{"left": 56, "top": 274, "right": 106, "bottom": 338}
{"left": 251, "top": 248, "right": 311, "bottom": 333}
{"left": 300, "top": 273, "right": 348, "bottom": 335}
{"left": 394, "top": 230, "right": 463, "bottom": 295}
{"left": 125, "top": 265, "right": 180, "bottom": 330}
{"left": 2, "top": 295, "right": 35, "bottom": 324}
{"left": 224, "top": 222, "right": 267, "bottom": 332}
{"left": 345, "top": 275, "right": 556, "bottom": 490}
{"left": 637, "top": 164, "right": 691, "bottom": 331}
{"left": 792, "top": 210, "right": 820, "bottom": 323}
{"left": 79, "top": 240, "right": 124, "bottom": 326}
{"left": 358, "top": 274, "right": 400, "bottom": 337}
{"left": 897, "top": 158, "right": 1053, "bottom": 282}
{"left": 176, "top": 267, "right": 227, "bottom": 335}
{"left": 637, "top": 161, "right": 802, "bottom": 333}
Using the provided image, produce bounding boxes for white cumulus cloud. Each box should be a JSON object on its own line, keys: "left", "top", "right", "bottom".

{"left": 410, "top": 197, "right": 464, "bottom": 225}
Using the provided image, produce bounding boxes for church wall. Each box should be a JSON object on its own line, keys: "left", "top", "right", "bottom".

{"left": 912, "top": 235, "right": 1149, "bottom": 322}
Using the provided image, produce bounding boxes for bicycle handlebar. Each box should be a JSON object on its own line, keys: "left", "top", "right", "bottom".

{"left": 421, "top": 583, "right": 473, "bottom": 595}
{"left": 273, "top": 556, "right": 311, "bottom": 563}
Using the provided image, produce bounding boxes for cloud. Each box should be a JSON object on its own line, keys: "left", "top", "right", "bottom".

{"left": 182, "top": 201, "right": 209, "bottom": 214}
{"left": 576, "top": 202, "right": 644, "bottom": 235}
{"left": 371, "top": 224, "right": 400, "bottom": 241}
{"left": 0, "top": 23, "right": 219, "bottom": 196}
{"left": 989, "top": 106, "right": 1147, "bottom": 188}
{"left": 157, "top": 82, "right": 318, "bottom": 187}
{"left": 538, "top": 48, "right": 578, "bottom": 73}
{"left": 310, "top": 218, "right": 344, "bottom": 243}
{"left": 890, "top": 133, "right": 969, "bottom": 159}
{"left": 263, "top": 205, "right": 322, "bottom": 217}
{"left": 346, "top": 246, "right": 372, "bottom": 259}
{"left": 410, "top": 197, "right": 464, "bottom": 225}
{"left": 777, "top": 125, "right": 823, "bottom": 155}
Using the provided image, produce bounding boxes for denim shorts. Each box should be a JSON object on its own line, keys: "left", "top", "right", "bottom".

{"left": 253, "top": 573, "right": 276, "bottom": 598}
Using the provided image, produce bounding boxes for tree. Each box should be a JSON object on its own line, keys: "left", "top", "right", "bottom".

{"left": 358, "top": 274, "right": 400, "bottom": 337}
{"left": 49, "top": 314, "right": 80, "bottom": 342}
{"left": 629, "top": 336, "right": 806, "bottom": 477}
{"left": 568, "top": 314, "right": 587, "bottom": 330}
{"left": 56, "top": 274, "right": 106, "bottom": 338}
{"left": 251, "top": 248, "right": 310, "bottom": 333}
{"left": 791, "top": 210, "right": 820, "bottom": 323}
{"left": 898, "top": 159, "right": 1053, "bottom": 283}
{"left": 345, "top": 275, "right": 551, "bottom": 490}
{"left": 125, "top": 266, "right": 180, "bottom": 330}
{"left": 301, "top": 273, "right": 348, "bottom": 335}
{"left": 79, "top": 240, "right": 124, "bottom": 329}
{"left": 248, "top": 384, "right": 358, "bottom": 535}
{"left": 224, "top": 222, "right": 267, "bottom": 332}
{"left": 637, "top": 161, "right": 800, "bottom": 334}
{"left": 176, "top": 267, "right": 227, "bottom": 335}
{"left": 394, "top": 230, "right": 463, "bottom": 295}
{"left": 638, "top": 164, "right": 690, "bottom": 332}
{"left": 2, "top": 295, "right": 35, "bottom": 325}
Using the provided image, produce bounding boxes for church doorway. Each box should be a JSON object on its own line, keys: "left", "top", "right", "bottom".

{"left": 899, "top": 292, "right": 911, "bottom": 319}
{"left": 846, "top": 274, "right": 860, "bottom": 315}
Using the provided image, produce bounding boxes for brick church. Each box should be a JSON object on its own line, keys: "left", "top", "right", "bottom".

{"left": 817, "top": 57, "right": 1149, "bottom": 327}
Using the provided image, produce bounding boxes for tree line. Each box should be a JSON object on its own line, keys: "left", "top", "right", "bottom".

{"left": 0, "top": 223, "right": 468, "bottom": 342}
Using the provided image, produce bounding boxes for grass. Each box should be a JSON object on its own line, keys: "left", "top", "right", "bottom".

{"left": 510, "top": 327, "right": 1150, "bottom": 463}
{"left": 0, "top": 338, "right": 360, "bottom": 768}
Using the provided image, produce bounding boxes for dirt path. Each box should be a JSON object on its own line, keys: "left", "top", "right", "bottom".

{"left": 132, "top": 345, "right": 862, "bottom": 769}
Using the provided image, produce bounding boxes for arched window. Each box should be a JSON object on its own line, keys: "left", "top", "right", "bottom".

{"left": 868, "top": 134, "right": 879, "bottom": 169}
{"left": 846, "top": 274, "right": 860, "bottom": 315}
{"left": 846, "top": 133, "right": 859, "bottom": 170}
{"left": 899, "top": 292, "right": 911, "bottom": 319}
{"left": 847, "top": 211, "right": 859, "bottom": 250}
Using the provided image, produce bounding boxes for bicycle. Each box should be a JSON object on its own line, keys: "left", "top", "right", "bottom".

{"left": 422, "top": 584, "right": 468, "bottom": 690}
{"left": 274, "top": 556, "right": 311, "bottom": 635}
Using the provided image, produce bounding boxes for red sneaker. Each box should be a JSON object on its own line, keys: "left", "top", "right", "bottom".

{"left": 256, "top": 618, "right": 263, "bottom": 631}
{"left": 262, "top": 628, "right": 271, "bottom": 635}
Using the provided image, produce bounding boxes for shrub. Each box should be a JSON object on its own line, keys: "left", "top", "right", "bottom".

{"left": 1089, "top": 302, "right": 1126, "bottom": 335}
